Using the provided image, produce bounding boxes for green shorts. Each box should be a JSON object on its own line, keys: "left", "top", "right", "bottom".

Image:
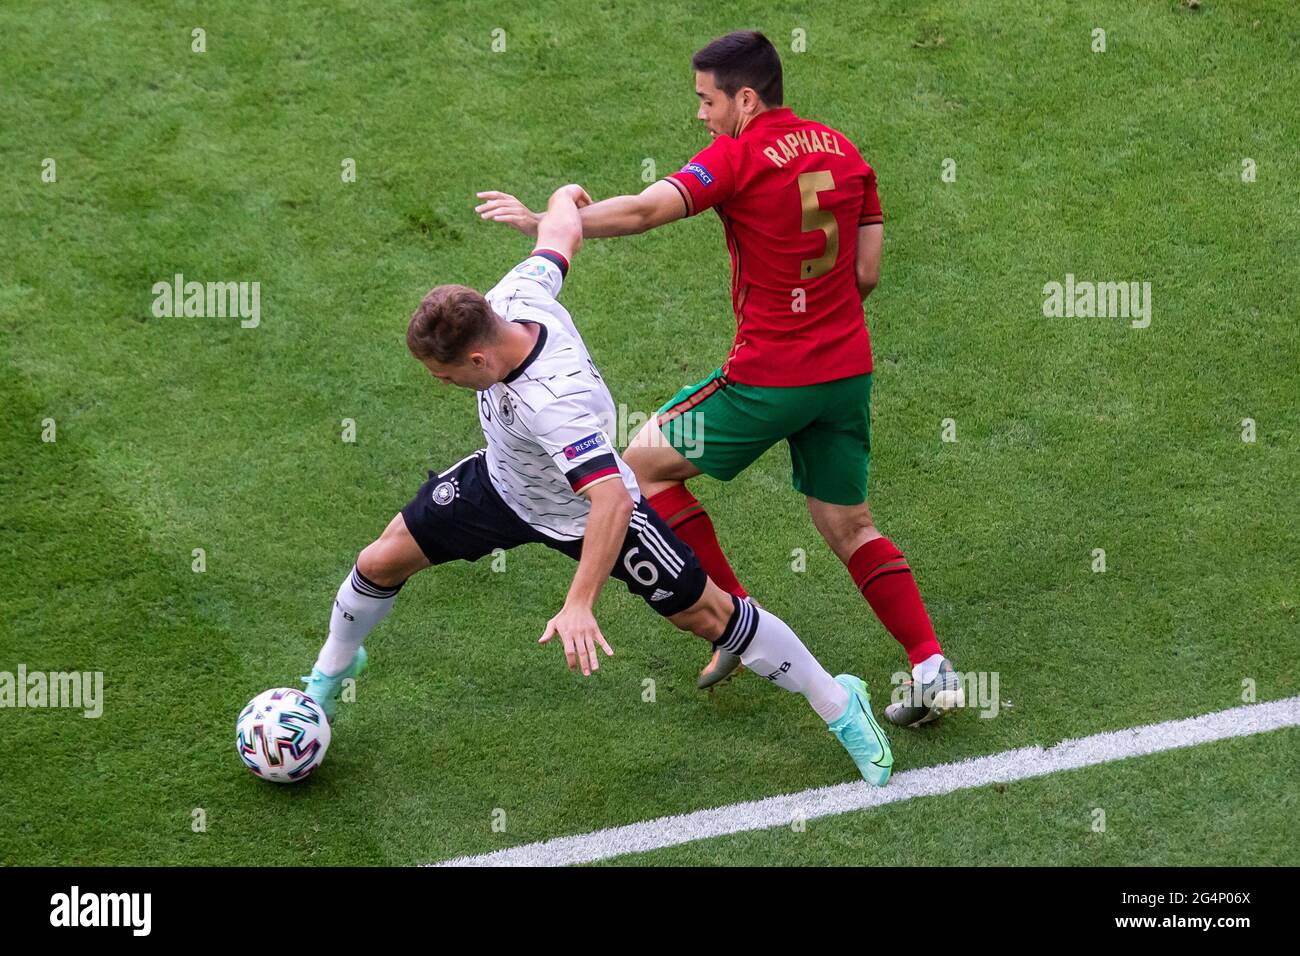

{"left": 655, "top": 368, "right": 872, "bottom": 506}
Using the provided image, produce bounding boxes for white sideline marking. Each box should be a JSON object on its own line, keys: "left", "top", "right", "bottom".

{"left": 433, "top": 696, "right": 1300, "bottom": 867}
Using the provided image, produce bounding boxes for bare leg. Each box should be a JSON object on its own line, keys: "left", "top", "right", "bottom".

{"left": 808, "top": 495, "right": 942, "bottom": 666}
{"left": 628, "top": 419, "right": 749, "bottom": 604}
{"left": 668, "top": 580, "right": 848, "bottom": 723}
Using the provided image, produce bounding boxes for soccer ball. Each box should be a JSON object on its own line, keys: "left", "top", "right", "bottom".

{"left": 236, "top": 687, "right": 331, "bottom": 783}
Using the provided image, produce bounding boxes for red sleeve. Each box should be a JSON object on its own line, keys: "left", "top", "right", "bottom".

{"left": 859, "top": 162, "right": 883, "bottom": 227}
{"left": 663, "top": 137, "right": 739, "bottom": 217}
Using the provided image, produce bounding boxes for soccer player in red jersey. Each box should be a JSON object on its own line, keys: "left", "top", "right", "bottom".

{"left": 477, "top": 31, "right": 963, "bottom": 727}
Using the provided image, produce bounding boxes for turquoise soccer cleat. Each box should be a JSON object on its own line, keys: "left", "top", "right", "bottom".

{"left": 827, "top": 674, "right": 894, "bottom": 786}
{"left": 301, "top": 646, "right": 368, "bottom": 721}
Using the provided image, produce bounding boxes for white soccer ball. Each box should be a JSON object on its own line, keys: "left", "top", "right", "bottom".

{"left": 236, "top": 687, "right": 332, "bottom": 783}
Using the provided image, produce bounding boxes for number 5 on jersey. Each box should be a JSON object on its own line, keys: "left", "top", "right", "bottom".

{"left": 799, "top": 170, "right": 838, "bottom": 279}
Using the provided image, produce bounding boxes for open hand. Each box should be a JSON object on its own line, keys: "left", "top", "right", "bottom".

{"left": 475, "top": 190, "right": 541, "bottom": 236}
{"left": 538, "top": 603, "right": 614, "bottom": 677}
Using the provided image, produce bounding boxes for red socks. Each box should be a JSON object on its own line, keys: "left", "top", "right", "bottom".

{"left": 646, "top": 486, "right": 942, "bottom": 668}
{"left": 848, "top": 537, "right": 942, "bottom": 666}
{"left": 647, "top": 485, "right": 748, "bottom": 599}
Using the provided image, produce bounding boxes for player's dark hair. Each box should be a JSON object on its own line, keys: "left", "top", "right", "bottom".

{"left": 692, "top": 30, "right": 783, "bottom": 107}
{"left": 407, "top": 285, "right": 499, "bottom": 363}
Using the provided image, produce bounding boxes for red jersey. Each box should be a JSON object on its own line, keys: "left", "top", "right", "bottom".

{"left": 664, "top": 107, "right": 882, "bottom": 387}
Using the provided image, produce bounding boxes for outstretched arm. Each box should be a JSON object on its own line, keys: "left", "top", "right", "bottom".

{"left": 537, "top": 478, "right": 631, "bottom": 676}
{"left": 573, "top": 180, "right": 687, "bottom": 237}
{"left": 477, "top": 179, "right": 686, "bottom": 240}
{"left": 533, "top": 183, "right": 592, "bottom": 262}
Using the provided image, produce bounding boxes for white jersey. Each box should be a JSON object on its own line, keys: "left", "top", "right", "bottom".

{"left": 477, "top": 252, "right": 640, "bottom": 541}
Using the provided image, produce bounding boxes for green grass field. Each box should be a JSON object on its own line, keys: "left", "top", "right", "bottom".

{"left": 2, "top": 0, "right": 1297, "bottom": 866}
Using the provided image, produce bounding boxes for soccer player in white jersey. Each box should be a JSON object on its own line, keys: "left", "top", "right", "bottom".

{"left": 301, "top": 184, "right": 895, "bottom": 786}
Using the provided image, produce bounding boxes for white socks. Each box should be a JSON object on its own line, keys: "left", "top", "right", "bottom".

{"left": 913, "top": 652, "right": 945, "bottom": 685}
{"left": 714, "top": 596, "right": 850, "bottom": 723}
{"left": 314, "top": 565, "right": 403, "bottom": 675}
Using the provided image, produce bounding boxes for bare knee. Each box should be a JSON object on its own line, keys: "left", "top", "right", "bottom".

{"left": 807, "top": 499, "right": 881, "bottom": 564}
{"left": 356, "top": 541, "right": 398, "bottom": 588}
{"left": 356, "top": 514, "right": 429, "bottom": 588}
{"left": 623, "top": 429, "right": 667, "bottom": 487}
{"left": 621, "top": 441, "right": 655, "bottom": 478}
{"left": 625, "top": 421, "right": 700, "bottom": 495}
{"left": 669, "top": 581, "right": 735, "bottom": 642}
